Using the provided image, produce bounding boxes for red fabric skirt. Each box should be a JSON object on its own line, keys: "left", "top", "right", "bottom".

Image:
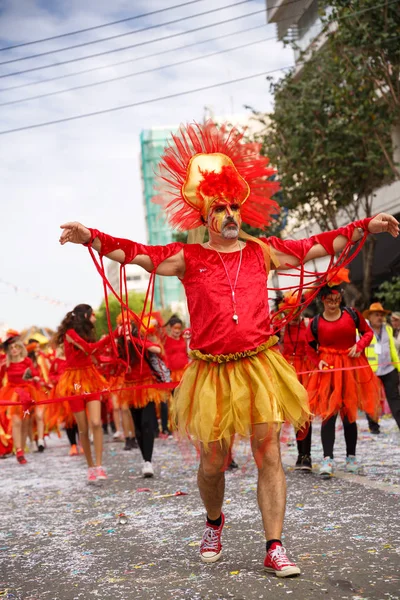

{"left": 120, "top": 377, "right": 162, "bottom": 409}
{"left": 306, "top": 348, "right": 381, "bottom": 422}
{"left": 0, "top": 382, "right": 38, "bottom": 419}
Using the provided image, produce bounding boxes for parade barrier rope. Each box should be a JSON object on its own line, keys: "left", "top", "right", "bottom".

{"left": 0, "top": 361, "right": 398, "bottom": 408}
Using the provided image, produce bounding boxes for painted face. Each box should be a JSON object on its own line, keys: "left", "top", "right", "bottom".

{"left": 322, "top": 293, "right": 341, "bottom": 309}
{"left": 207, "top": 201, "right": 242, "bottom": 239}
{"left": 170, "top": 323, "right": 182, "bottom": 340}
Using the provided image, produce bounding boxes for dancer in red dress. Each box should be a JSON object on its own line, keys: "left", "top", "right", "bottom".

{"left": 306, "top": 271, "right": 381, "bottom": 477}
{"left": 54, "top": 304, "right": 117, "bottom": 482}
{"left": 0, "top": 332, "right": 39, "bottom": 464}
{"left": 59, "top": 121, "right": 398, "bottom": 576}
{"left": 117, "top": 324, "right": 162, "bottom": 477}
{"left": 279, "top": 293, "right": 315, "bottom": 472}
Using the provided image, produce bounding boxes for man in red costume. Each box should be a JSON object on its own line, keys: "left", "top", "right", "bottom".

{"left": 59, "top": 122, "right": 398, "bottom": 577}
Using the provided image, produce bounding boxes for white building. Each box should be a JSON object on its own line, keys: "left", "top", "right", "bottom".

{"left": 106, "top": 261, "right": 150, "bottom": 296}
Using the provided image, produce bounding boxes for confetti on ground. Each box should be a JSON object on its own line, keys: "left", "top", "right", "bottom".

{"left": 0, "top": 416, "right": 399, "bottom": 599}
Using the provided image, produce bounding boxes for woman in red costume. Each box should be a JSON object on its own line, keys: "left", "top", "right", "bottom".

{"left": 279, "top": 293, "right": 315, "bottom": 472}
{"left": 0, "top": 332, "right": 39, "bottom": 464}
{"left": 26, "top": 340, "right": 51, "bottom": 451}
{"left": 54, "top": 304, "right": 116, "bottom": 482}
{"left": 164, "top": 315, "right": 190, "bottom": 383}
{"left": 47, "top": 345, "right": 83, "bottom": 456}
{"left": 118, "top": 323, "right": 162, "bottom": 477}
{"left": 59, "top": 121, "right": 398, "bottom": 576}
{"left": 306, "top": 271, "right": 381, "bottom": 478}
{"left": 0, "top": 341, "right": 13, "bottom": 458}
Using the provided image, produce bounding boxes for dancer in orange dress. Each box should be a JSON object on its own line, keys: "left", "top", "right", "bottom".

{"left": 0, "top": 332, "right": 39, "bottom": 464}
{"left": 306, "top": 271, "right": 381, "bottom": 478}
{"left": 54, "top": 304, "right": 118, "bottom": 482}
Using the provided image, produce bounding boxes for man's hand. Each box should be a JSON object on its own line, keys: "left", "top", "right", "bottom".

{"left": 60, "top": 222, "right": 91, "bottom": 245}
{"left": 368, "top": 213, "right": 399, "bottom": 237}
{"left": 347, "top": 344, "right": 361, "bottom": 358}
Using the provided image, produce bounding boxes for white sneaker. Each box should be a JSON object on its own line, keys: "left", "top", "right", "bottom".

{"left": 142, "top": 461, "right": 154, "bottom": 478}
{"left": 345, "top": 455, "right": 359, "bottom": 474}
{"left": 319, "top": 456, "right": 334, "bottom": 478}
{"left": 113, "top": 431, "right": 123, "bottom": 441}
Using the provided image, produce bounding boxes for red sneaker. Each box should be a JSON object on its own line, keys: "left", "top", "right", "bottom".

{"left": 200, "top": 513, "right": 225, "bottom": 563}
{"left": 96, "top": 466, "right": 108, "bottom": 480}
{"left": 87, "top": 467, "right": 97, "bottom": 483}
{"left": 16, "top": 449, "right": 27, "bottom": 465}
{"left": 264, "top": 544, "right": 301, "bottom": 577}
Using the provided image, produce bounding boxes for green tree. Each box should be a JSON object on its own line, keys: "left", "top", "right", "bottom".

{"left": 251, "top": 6, "right": 396, "bottom": 306}
{"left": 95, "top": 290, "right": 145, "bottom": 337}
{"left": 376, "top": 277, "right": 400, "bottom": 312}
{"left": 321, "top": 0, "right": 400, "bottom": 177}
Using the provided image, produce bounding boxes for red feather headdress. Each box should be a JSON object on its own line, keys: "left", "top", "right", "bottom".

{"left": 152, "top": 121, "right": 281, "bottom": 231}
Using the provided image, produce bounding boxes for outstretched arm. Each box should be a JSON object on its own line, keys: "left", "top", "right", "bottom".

{"left": 59, "top": 222, "right": 186, "bottom": 277}
{"left": 267, "top": 213, "right": 399, "bottom": 270}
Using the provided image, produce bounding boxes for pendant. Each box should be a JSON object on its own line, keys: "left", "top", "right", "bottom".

{"left": 233, "top": 314, "right": 239, "bottom": 324}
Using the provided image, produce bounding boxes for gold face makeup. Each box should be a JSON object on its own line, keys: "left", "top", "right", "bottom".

{"left": 207, "top": 201, "right": 242, "bottom": 235}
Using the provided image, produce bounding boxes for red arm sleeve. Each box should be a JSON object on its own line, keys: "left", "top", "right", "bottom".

{"left": 355, "top": 311, "right": 374, "bottom": 352}
{"left": 65, "top": 329, "right": 115, "bottom": 356}
{"left": 85, "top": 229, "right": 184, "bottom": 268}
{"left": 264, "top": 217, "right": 373, "bottom": 263}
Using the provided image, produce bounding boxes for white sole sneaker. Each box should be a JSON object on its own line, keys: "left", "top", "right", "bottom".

{"left": 264, "top": 565, "right": 301, "bottom": 577}
{"left": 142, "top": 462, "right": 154, "bottom": 478}
{"left": 200, "top": 550, "right": 222, "bottom": 564}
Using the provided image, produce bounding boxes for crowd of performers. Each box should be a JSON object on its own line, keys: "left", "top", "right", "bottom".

{"left": 2, "top": 291, "right": 398, "bottom": 480}
{"left": 2, "top": 120, "right": 400, "bottom": 578}
{"left": 0, "top": 309, "right": 190, "bottom": 479}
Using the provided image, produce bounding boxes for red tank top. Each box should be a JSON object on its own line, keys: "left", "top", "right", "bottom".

{"left": 181, "top": 242, "right": 271, "bottom": 355}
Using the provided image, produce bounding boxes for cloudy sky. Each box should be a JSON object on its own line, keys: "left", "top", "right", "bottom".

{"left": 0, "top": 0, "right": 294, "bottom": 332}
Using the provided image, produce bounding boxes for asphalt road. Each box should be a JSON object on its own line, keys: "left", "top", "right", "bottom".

{"left": 1, "top": 416, "right": 399, "bottom": 600}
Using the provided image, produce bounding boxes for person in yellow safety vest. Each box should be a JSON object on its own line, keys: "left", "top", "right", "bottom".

{"left": 363, "top": 302, "right": 400, "bottom": 433}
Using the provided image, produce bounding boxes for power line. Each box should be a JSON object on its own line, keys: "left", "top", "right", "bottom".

{"left": 0, "top": 68, "right": 291, "bottom": 136}
{"left": 0, "top": 0, "right": 395, "bottom": 82}
{"left": 0, "top": 0, "right": 255, "bottom": 65}
{"left": 0, "top": 0, "right": 304, "bottom": 53}
{"left": 0, "top": 0, "right": 206, "bottom": 52}
{"left": 0, "top": 36, "right": 276, "bottom": 107}
{"left": 0, "top": 24, "right": 267, "bottom": 93}
{"left": 0, "top": 8, "right": 265, "bottom": 80}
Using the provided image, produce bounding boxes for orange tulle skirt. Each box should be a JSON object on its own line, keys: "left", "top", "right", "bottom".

{"left": 46, "top": 385, "right": 76, "bottom": 430}
{"left": 120, "top": 377, "right": 163, "bottom": 409}
{"left": 173, "top": 338, "right": 310, "bottom": 448}
{"left": 170, "top": 368, "right": 187, "bottom": 383}
{"left": 307, "top": 348, "right": 381, "bottom": 422}
{"left": 56, "top": 365, "right": 108, "bottom": 397}
{"left": 0, "top": 382, "right": 38, "bottom": 419}
{"left": 0, "top": 410, "right": 12, "bottom": 455}
{"left": 282, "top": 354, "right": 316, "bottom": 387}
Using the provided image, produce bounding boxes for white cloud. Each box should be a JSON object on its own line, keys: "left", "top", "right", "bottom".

{"left": 0, "top": 0, "right": 293, "bottom": 331}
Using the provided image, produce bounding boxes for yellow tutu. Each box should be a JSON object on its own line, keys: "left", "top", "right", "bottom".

{"left": 173, "top": 337, "right": 310, "bottom": 448}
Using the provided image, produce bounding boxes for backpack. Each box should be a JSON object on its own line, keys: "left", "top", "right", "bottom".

{"left": 310, "top": 307, "right": 360, "bottom": 344}
{"left": 146, "top": 352, "right": 171, "bottom": 383}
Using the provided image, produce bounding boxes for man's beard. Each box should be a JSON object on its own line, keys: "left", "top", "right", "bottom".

{"left": 221, "top": 219, "right": 239, "bottom": 239}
